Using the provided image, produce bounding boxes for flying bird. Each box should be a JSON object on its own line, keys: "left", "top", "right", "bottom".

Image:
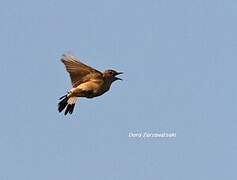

{"left": 58, "top": 53, "right": 123, "bottom": 115}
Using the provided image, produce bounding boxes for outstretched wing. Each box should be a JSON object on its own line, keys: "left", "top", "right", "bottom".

{"left": 61, "top": 53, "right": 102, "bottom": 87}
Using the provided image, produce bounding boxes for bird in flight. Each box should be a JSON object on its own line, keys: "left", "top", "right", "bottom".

{"left": 58, "top": 53, "right": 123, "bottom": 115}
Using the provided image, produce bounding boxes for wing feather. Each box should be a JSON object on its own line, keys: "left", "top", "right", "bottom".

{"left": 61, "top": 53, "right": 102, "bottom": 87}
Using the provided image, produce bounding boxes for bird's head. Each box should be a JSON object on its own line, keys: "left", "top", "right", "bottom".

{"left": 103, "top": 69, "right": 123, "bottom": 83}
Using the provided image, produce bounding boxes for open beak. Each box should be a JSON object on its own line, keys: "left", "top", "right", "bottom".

{"left": 115, "top": 72, "right": 123, "bottom": 80}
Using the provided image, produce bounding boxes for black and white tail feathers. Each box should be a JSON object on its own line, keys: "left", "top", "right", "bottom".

{"left": 58, "top": 94, "right": 77, "bottom": 115}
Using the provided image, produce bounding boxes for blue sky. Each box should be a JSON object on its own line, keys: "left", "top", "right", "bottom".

{"left": 0, "top": 0, "right": 236, "bottom": 179}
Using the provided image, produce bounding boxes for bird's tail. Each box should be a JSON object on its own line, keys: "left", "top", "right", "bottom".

{"left": 58, "top": 94, "right": 77, "bottom": 115}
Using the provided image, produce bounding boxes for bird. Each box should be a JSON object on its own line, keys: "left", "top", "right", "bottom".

{"left": 58, "top": 53, "right": 123, "bottom": 115}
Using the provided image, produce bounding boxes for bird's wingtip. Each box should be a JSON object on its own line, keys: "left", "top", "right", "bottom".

{"left": 61, "top": 52, "right": 79, "bottom": 63}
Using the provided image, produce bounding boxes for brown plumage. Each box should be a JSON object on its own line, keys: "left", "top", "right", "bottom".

{"left": 58, "top": 53, "right": 123, "bottom": 115}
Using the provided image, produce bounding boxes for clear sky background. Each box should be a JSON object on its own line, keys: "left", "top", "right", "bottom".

{"left": 0, "top": 0, "right": 236, "bottom": 179}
